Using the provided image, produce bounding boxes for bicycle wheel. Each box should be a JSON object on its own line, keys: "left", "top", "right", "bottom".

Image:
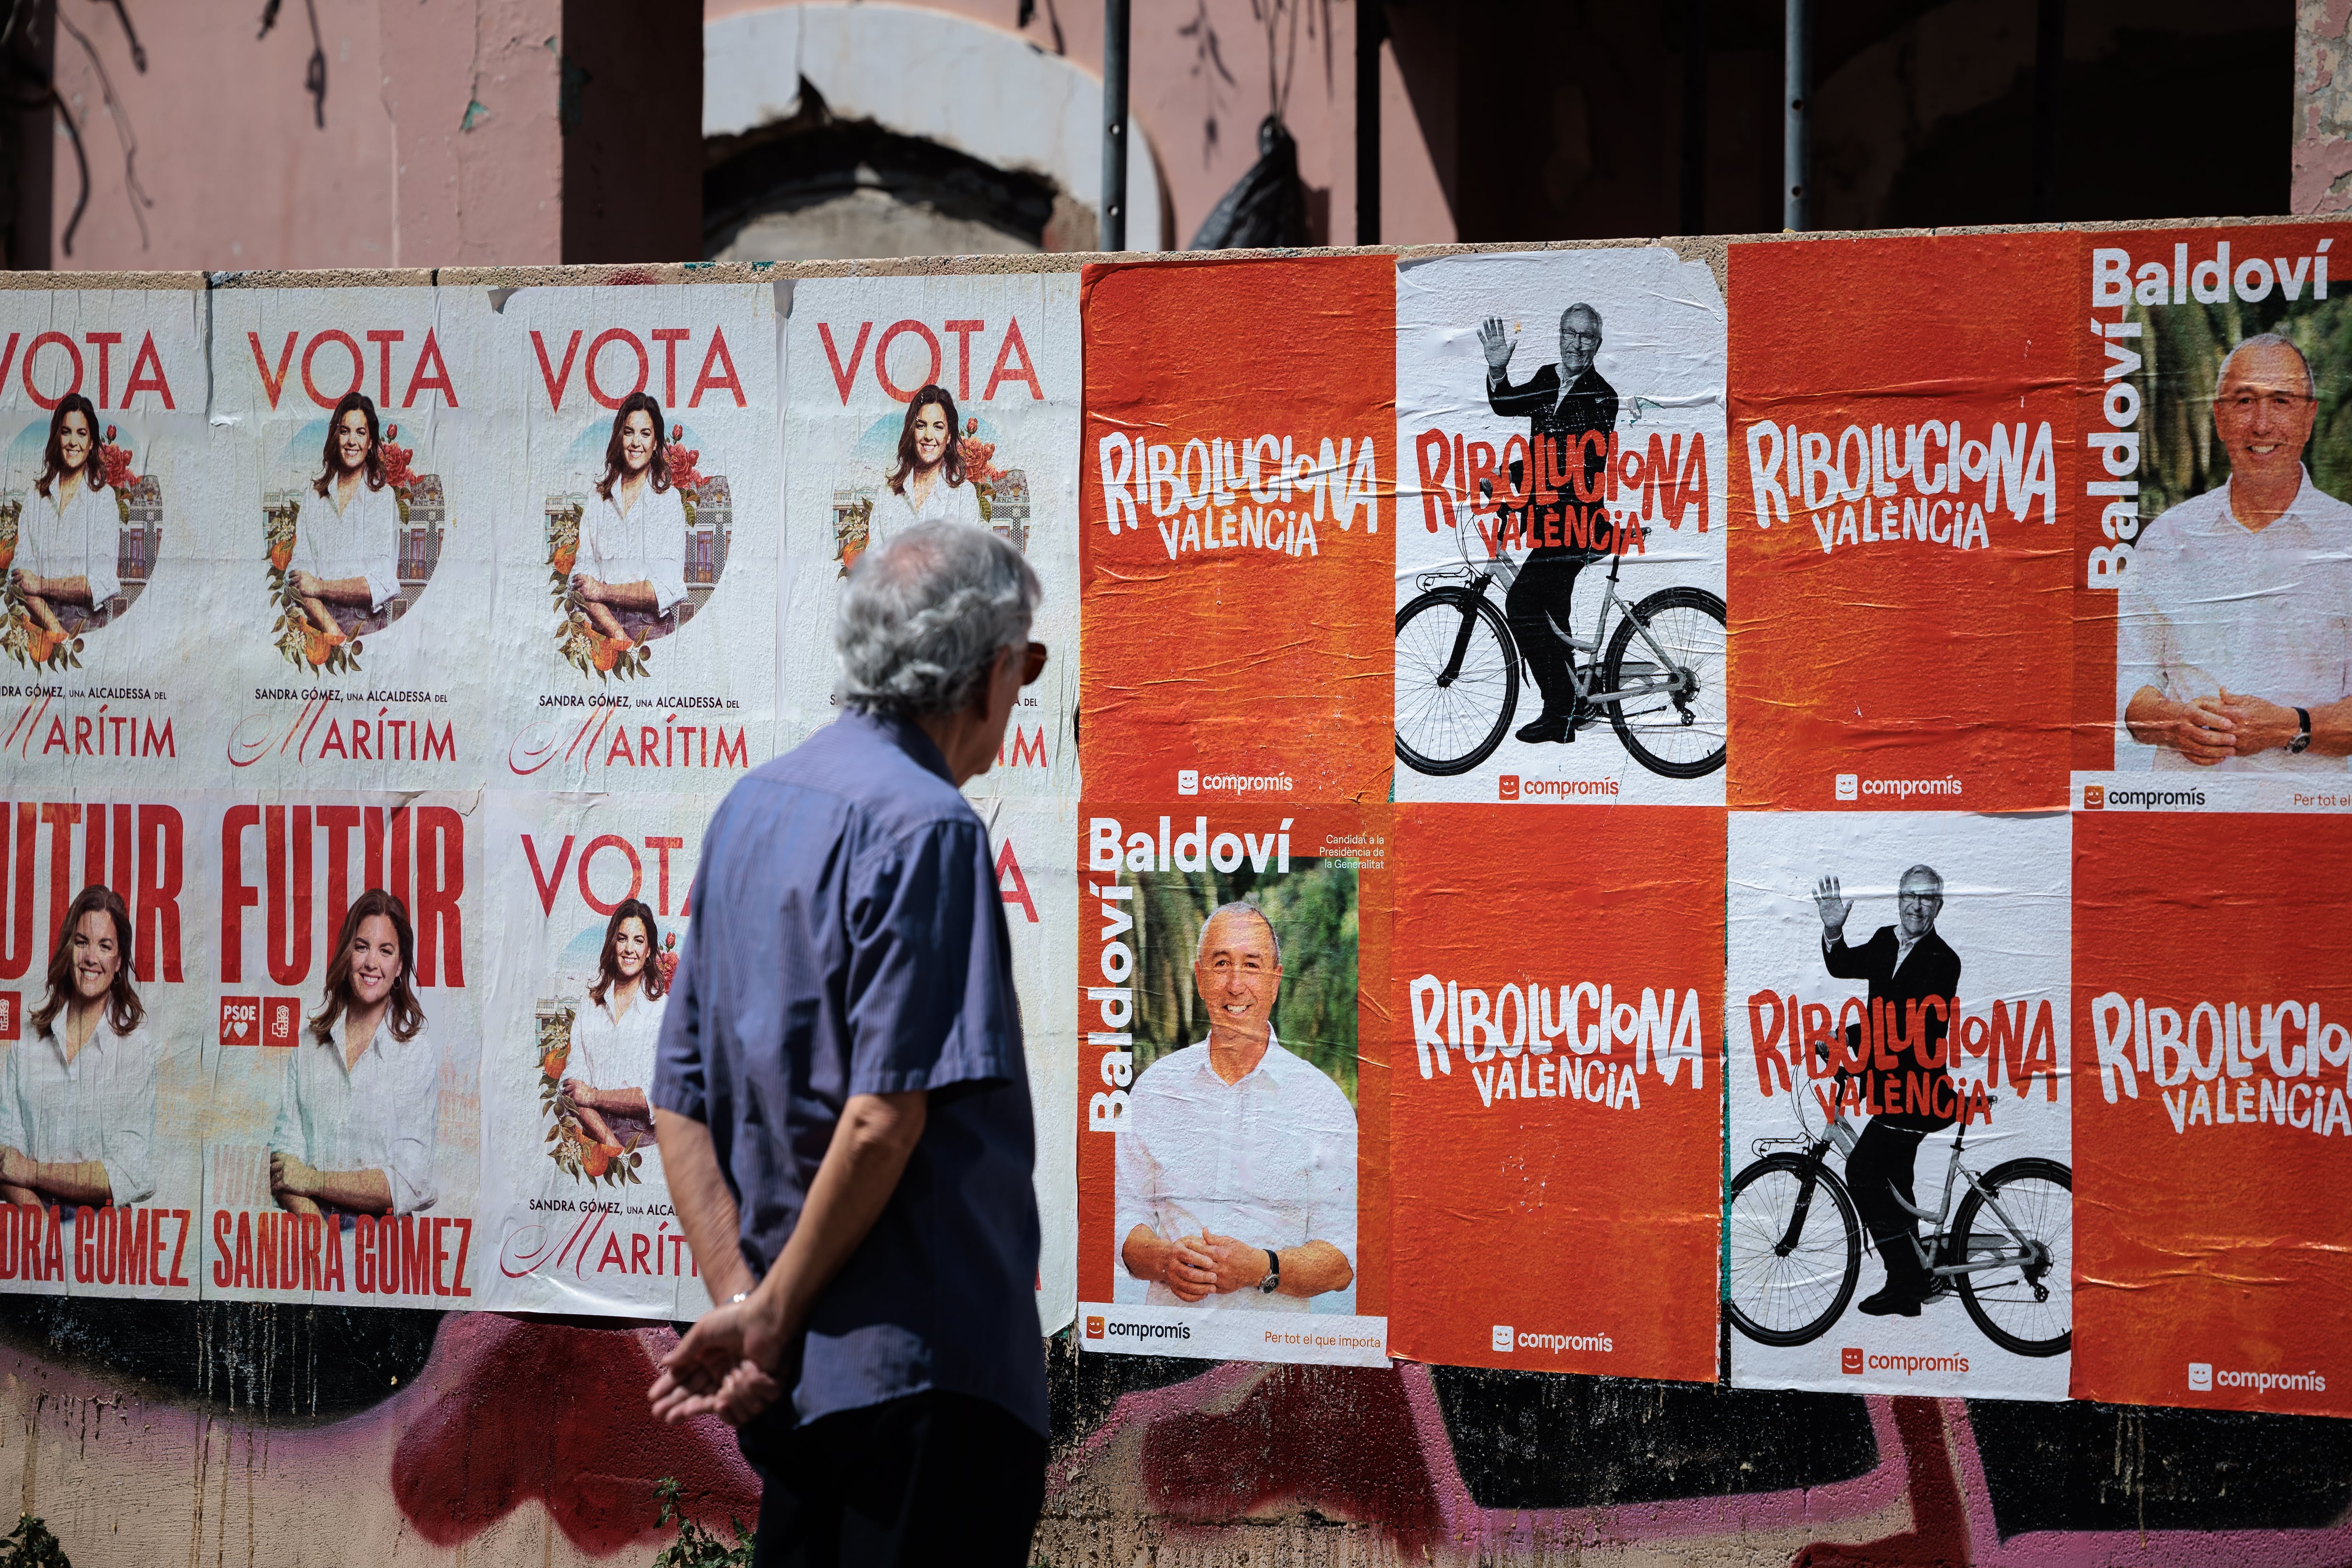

{"left": 1602, "top": 585, "right": 1727, "bottom": 779}
{"left": 1395, "top": 588, "right": 1518, "bottom": 776}
{"left": 1725, "top": 1152, "right": 1863, "bottom": 1346}
{"left": 1954, "top": 1157, "right": 2072, "bottom": 1358}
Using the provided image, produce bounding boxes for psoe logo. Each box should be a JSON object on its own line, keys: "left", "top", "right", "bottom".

{"left": 1835, "top": 773, "right": 1859, "bottom": 802}
{"left": 1177, "top": 769, "right": 1199, "bottom": 796}
{"left": 1491, "top": 1324, "right": 1514, "bottom": 1353}
{"left": 1841, "top": 1346, "right": 1865, "bottom": 1375}
{"left": 220, "top": 997, "right": 259, "bottom": 1046}
{"left": 2188, "top": 1362, "right": 2212, "bottom": 1392}
{"left": 1497, "top": 775, "right": 1520, "bottom": 801}
{"left": 2084, "top": 785, "right": 2105, "bottom": 809}
{"left": 1085, "top": 1315, "right": 1105, "bottom": 1341}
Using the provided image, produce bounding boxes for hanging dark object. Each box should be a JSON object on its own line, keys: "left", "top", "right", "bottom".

{"left": 1189, "top": 115, "right": 1306, "bottom": 249}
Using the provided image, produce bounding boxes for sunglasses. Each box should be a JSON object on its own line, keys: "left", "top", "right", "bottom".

{"left": 1020, "top": 641, "right": 1049, "bottom": 685}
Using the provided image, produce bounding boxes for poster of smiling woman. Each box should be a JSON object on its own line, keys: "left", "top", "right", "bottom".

{"left": 781, "top": 273, "right": 1079, "bottom": 797}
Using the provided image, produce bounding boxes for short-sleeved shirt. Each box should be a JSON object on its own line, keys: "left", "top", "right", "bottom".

{"left": 0, "top": 1015, "right": 159, "bottom": 1205}
{"left": 268, "top": 1016, "right": 440, "bottom": 1215}
{"left": 2118, "top": 470, "right": 2352, "bottom": 772}
{"left": 652, "top": 710, "right": 1044, "bottom": 1436}
{"left": 1114, "top": 1030, "right": 1358, "bottom": 1312}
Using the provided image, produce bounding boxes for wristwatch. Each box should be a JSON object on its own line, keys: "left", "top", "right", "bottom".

{"left": 2290, "top": 707, "right": 2313, "bottom": 755}
{"left": 1257, "top": 1249, "right": 1280, "bottom": 1294}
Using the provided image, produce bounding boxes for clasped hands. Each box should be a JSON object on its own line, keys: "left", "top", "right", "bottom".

{"left": 648, "top": 1291, "right": 794, "bottom": 1429}
{"left": 2161, "top": 689, "right": 2302, "bottom": 765}
{"left": 1160, "top": 1230, "right": 1269, "bottom": 1303}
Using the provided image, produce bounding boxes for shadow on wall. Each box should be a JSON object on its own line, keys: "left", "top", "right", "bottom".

{"left": 3, "top": 1297, "right": 2352, "bottom": 1562}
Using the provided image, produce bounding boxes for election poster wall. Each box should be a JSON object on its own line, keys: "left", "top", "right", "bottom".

{"left": 488, "top": 284, "right": 778, "bottom": 793}
{"left": 1075, "top": 804, "right": 1389, "bottom": 1366}
{"left": 1386, "top": 805, "right": 1723, "bottom": 1381}
{"left": 1728, "top": 234, "right": 2077, "bottom": 813}
{"left": 204, "top": 288, "right": 492, "bottom": 791}
{"left": 780, "top": 274, "right": 1081, "bottom": 795}
{"left": 0, "top": 289, "right": 207, "bottom": 792}
{"left": 1725, "top": 810, "right": 2072, "bottom": 1401}
{"left": 1079, "top": 258, "right": 1394, "bottom": 805}
{"left": 1394, "top": 249, "right": 1728, "bottom": 806}
{"left": 2075, "top": 223, "right": 2352, "bottom": 811}
{"left": 2073, "top": 812, "right": 2352, "bottom": 1417}
{"left": 201, "top": 789, "right": 484, "bottom": 1306}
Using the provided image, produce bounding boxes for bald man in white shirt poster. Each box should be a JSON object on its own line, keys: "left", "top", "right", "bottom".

{"left": 2120, "top": 333, "right": 2352, "bottom": 771}
{"left": 1115, "top": 902, "right": 1357, "bottom": 1312}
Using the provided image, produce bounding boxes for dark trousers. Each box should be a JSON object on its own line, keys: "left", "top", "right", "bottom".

{"left": 1505, "top": 553, "right": 1589, "bottom": 717}
{"left": 1846, "top": 1119, "right": 1931, "bottom": 1298}
{"left": 739, "top": 1390, "right": 1046, "bottom": 1568}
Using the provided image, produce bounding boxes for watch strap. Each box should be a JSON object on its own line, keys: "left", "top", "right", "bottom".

{"left": 2293, "top": 707, "right": 2313, "bottom": 754}
{"left": 1259, "top": 1248, "right": 1280, "bottom": 1293}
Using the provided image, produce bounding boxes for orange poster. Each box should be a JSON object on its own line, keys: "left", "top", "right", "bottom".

{"left": 2073, "top": 811, "right": 2352, "bottom": 1417}
{"left": 1079, "top": 258, "right": 1393, "bottom": 803}
{"left": 1386, "top": 805, "right": 1723, "bottom": 1382}
{"left": 1728, "top": 234, "right": 2079, "bottom": 812}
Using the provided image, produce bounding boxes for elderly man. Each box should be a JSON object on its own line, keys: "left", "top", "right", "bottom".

{"left": 1477, "top": 303, "right": 1621, "bottom": 744}
{"left": 1116, "top": 902, "right": 1356, "bottom": 1309}
{"left": 2121, "top": 333, "right": 2352, "bottom": 770}
{"left": 1814, "top": 865, "right": 1963, "bottom": 1318}
{"left": 648, "top": 522, "right": 1049, "bottom": 1567}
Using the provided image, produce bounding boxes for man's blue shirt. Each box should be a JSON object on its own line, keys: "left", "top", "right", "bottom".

{"left": 652, "top": 709, "right": 1045, "bottom": 1436}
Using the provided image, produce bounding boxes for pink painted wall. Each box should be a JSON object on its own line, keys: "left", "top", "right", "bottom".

{"left": 41, "top": 0, "right": 695, "bottom": 273}
{"left": 704, "top": 0, "right": 1458, "bottom": 248}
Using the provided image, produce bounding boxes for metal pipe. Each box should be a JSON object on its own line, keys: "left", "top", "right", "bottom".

{"left": 1783, "top": 0, "right": 1809, "bottom": 232}
{"left": 1681, "top": 0, "right": 1708, "bottom": 235}
{"left": 1356, "top": 0, "right": 1382, "bottom": 245}
{"left": 1102, "top": 0, "right": 1130, "bottom": 251}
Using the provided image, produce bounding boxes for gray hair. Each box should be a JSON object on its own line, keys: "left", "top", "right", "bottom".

{"left": 835, "top": 522, "right": 1040, "bottom": 718}
{"left": 1195, "top": 900, "right": 1281, "bottom": 969}
{"left": 2221, "top": 333, "right": 2316, "bottom": 399}
{"left": 1560, "top": 303, "right": 1604, "bottom": 337}
{"left": 1898, "top": 864, "right": 1944, "bottom": 898}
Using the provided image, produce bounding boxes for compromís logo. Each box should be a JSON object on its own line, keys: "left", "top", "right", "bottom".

{"left": 1084, "top": 1315, "right": 1104, "bottom": 1340}
{"left": 1097, "top": 1317, "right": 1190, "bottom": 1344}
{"left": 1841, "top": 1346, "right": 1865, "bottom": 1375}
{"left": 2084, "top": 785, "right": 2105, "bottom": 809}
{"left": 1497, "top": 775, "right": 1519, "bottom": 801}
{"left": 1491, "top": 1323, "right": 1513, "bottom": 1352}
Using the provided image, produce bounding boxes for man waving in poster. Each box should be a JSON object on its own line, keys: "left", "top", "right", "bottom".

{"left": 1117, "top": 902, "right": 1356, "bottom": 1311}
{"left": 2119, "top": 333, "right": 2352, "bottom": 771}
{"left": 1478, "top": 304, "right": 1619, "bottom": 744}
{"left": 1815, "top": 865, "right": 1963, "bottom": 1317}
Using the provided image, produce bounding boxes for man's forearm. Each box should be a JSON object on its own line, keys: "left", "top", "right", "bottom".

{"left": 749, "top": 1092, "right": 926, "bottom": 1343}
{"left": 653, "top": 1108, "right": 754, "bottom": 1304}
{"left": 298, "top": 1168, "right": 395, "bottom": 1216}
{"left": 2303, "top": 695, "right": 2352, "bottom": 757}
{"left": 1121, "top": 1223, "right": 1172, "bottom": 1284}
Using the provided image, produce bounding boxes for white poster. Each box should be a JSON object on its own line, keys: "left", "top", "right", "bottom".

{"left": 779, "top": 274, "right": 1079, "bottom": 796}
{"left": 488, "top": 284, "right": 778, "bottom": 792}
{"left": 1394, "top": 249, "right": 1726, "bottom": 806}
{"left": 1725, "top": 810, "right": 2072, "bottom": 1400}
{"left": 475, "top": 792, "right": 705, "bottom": 1318}
{"left": 0, "top": 290, "right": 209, "bottom": 792}
{"left": 202, "top": 288, "right": 493, "bottom": 790}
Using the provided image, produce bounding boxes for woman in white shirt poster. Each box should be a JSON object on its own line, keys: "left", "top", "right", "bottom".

{"left": 269, "top": 889, "right": 439, "bottom": 1219}
{"left": 572, "top": 391, "right": 688, "bottom": 660}
{"left": 288, "top": 391, "right": 402, "bottom": 649}
{"left": 875, "top": 383, "right": 983, "bottom": 536}
{"left": 0, "top": 884, "right": 159, "bottom": 1211}
{"left": 11, "top": 394, "right": 122, "bottom": 655}
{"left": 560, "top": 897, "right": 667, "bottom": 1160}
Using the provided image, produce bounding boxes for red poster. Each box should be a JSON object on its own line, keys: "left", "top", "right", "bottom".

{"left": 1728, "top": 234, "right": 2079, "bottom": 812}
{"left": 1078, "top": 258, "right": 1394, "bottom": 804}
{"left": 2073, "top": 812, "right": 2352, "bottom": 1416}
{"left": 1386, "top": 805, "right": 1723, "bottom": 1381}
